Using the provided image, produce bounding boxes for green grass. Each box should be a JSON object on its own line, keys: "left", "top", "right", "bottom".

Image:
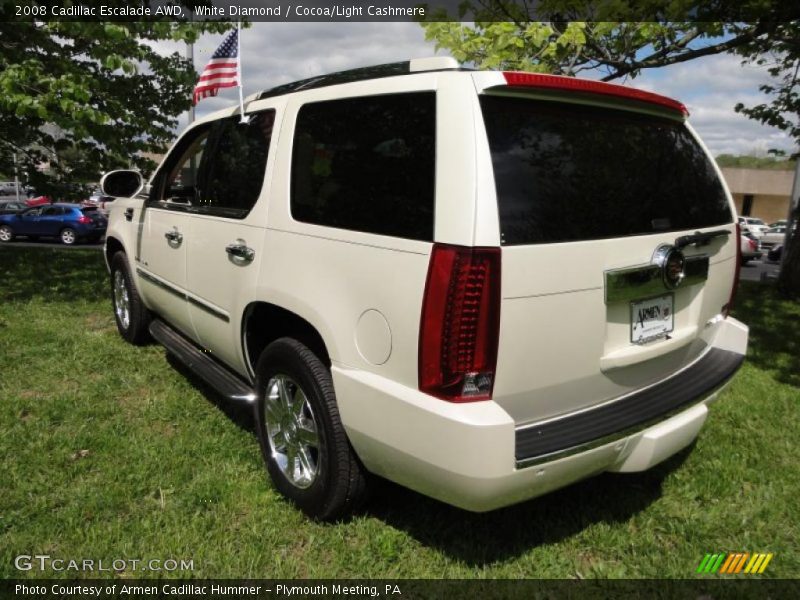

{"left": 1, "top": 246, "right": 798, "bottom": 579}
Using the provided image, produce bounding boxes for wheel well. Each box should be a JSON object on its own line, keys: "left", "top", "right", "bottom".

{"left": 105, "top": 237, "right": 124, "bottom": 266}
{"left": 242, "top": 303, "right": 331, "bottom": 374}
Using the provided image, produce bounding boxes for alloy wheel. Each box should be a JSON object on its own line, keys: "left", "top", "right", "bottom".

{"left": 263, "top": 374, "right": 320, "bottom": 489}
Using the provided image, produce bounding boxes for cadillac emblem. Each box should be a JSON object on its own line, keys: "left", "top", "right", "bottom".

{"left": 652, "top": 244, "right": 686, "bottom": 289}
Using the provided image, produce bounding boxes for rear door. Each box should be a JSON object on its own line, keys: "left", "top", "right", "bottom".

{"left": 474, "top": 80, "right": 737, "bottom": 425}
{"left": 184, "top": 109, "right": 278, "bottom": 373}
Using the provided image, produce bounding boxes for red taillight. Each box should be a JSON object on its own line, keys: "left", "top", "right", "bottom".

{"left": 723, "top": 223, "right": 742, "bottom": 318}
{"left": 77, "top": 215, "right": 92, "bottom": 224}
{"left": 418, "top": 244, "right": 501, "bottom": 402}
{"left": 502, "top": 72, "right": 689, "bottom": 117}
{"left": 748, "top": 238, "right": 758, "bottom": 252}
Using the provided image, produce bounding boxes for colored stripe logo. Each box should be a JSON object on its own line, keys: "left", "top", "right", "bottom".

{"left": 696, "top": 552, "right": 773, "bottom": 574}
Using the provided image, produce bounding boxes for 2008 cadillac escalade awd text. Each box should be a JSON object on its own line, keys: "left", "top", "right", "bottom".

{"left": 101, "top": 57, "right": 748, "bottom": 520}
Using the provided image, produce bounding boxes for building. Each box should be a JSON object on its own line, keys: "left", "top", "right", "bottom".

{"left": 721, "top": 167, "right": 794, "bottom": 225}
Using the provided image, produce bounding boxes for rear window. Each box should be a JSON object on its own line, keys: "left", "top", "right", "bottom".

{"left": 480, "top": 96, "right": 732, "bottom": 245}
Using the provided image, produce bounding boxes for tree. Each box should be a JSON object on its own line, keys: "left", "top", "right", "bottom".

{"left": 0, "top": 17, "right": 233, "bottom": 200}
{"left": 420, "top": 0, "right": 800, "bottom": 296}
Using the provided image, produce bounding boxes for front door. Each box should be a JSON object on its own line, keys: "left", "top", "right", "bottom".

{"left": 137, "top": 122, "right": 213, "bottom": 341}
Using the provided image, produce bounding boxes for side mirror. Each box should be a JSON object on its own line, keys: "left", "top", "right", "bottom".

{"left": 100, "top": 170, "right": 144, "bottom": 198}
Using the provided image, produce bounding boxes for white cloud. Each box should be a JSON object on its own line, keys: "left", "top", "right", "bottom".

{"left": 623, "top": 53, "right": 795, "bottom": 156}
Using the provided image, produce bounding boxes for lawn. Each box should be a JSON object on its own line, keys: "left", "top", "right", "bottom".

{"left": 1, "top": 246, "right": 798, "bottom": 579}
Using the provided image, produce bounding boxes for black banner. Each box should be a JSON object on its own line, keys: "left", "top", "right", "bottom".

{"left": 3, "top": 579, "right": 800, "bottom": 600}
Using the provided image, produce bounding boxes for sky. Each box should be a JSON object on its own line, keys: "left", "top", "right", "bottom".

{"left": 160, "top": 22, "right": 796, "bottom": 157}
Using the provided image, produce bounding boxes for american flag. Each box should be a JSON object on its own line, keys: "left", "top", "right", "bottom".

{"left": 193, "top": 29, "right": 239, "bottom": 105}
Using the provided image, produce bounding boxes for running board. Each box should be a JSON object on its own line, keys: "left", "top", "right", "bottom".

{"left": 149, "top": 319, "right": 257, "bottom": 403}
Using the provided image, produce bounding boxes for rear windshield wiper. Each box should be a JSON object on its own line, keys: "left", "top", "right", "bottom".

{"left": 675, "top": 229, "right": 731, "bottom": 249}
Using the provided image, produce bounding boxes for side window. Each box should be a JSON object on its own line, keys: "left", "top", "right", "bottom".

{"left": 42, "top": 206, "right": 61, "bottom": 216}
{"left": 149, "top": 109, "right": 273, "bottom": 218}
{"left": 152, "top": 124, "right": 212, "bottom": 206}
{"left": 290, "top": 92, "right": 436, "bottom": 241}
{"left": 202, "top": 110, "right": 274, "bottom": 216}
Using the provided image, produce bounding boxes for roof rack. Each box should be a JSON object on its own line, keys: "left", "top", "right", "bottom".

{"left": 256, "top": 57, "right": 460, "bottom": 101}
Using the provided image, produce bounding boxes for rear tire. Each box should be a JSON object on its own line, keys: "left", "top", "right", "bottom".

{"left": 0, "top": 225, "right": 13, "bottom": 242}
{"left": 60, "top": 227, "right": 77, "bottom": 245}
{"left": 254, "top": 338, "right": 367, "bottom": 521}
{"left": 110, "top": 252, "right": 151, "bottom": 345}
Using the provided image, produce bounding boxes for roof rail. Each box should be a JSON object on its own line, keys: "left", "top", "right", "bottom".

{"left": 256, "top": 57, "right": 459, "bottom": 100}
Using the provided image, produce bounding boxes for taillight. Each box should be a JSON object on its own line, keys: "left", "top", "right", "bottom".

{"left": 77, "top": 215, "right": 92, "bottom": 224}
{"left": 723, "top": 223, "right": 741, "bottom": 318}
{"left": 748, "top": 238, "right": 758, "bottom": 252}
{"left": 418, "top": 244, "right": 501, "bottom": 402}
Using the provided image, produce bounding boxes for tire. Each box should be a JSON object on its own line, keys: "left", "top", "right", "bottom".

{"left": 0, "top": 225, "right": 13, "bottom": 242}
{"left": 110, "top": 252, "right": 151, "bottom": 345}
{"left": 254, "top": 338, "right": 367, "bottom": 521}
{"left": 60, "top": 227, "right": 77, "bottom": 245}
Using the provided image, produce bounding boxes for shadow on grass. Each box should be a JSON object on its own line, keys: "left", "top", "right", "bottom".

{"left": 732, "top": 281, "right": 800, "bottom": 388}
{"left": 166, "top": 354, "right": 257, "bottom": 435}
{"left": 364, "top": 446, "right": 692, "bottom": 566}
{"left": 0, "top": 245, "right": 107, "bottom": 303}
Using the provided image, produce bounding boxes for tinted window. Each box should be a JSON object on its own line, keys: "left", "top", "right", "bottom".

{"left": 151, "top": 110, "right": 274, "bottom": 218}
{"left": 480, "top": 97, "right": 732, "bottom": 245}
{"left": 291, "top": 93, "right": 435, "bottom": 241}
{"left": 202, "top": 111, "right": 274, "bottom": 216}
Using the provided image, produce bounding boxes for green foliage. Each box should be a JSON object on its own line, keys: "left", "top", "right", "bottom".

{"left": 0, "top": 18, "right": 234, "bottom": 200}
{"left": 421, "top": 2, "right": 798, "bottom": 145}
{"left": 715, "top": 154, "right": 796, "bottom": 170}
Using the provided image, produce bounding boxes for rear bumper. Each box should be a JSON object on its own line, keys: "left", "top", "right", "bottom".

{"left": 333, "top": 317, "right": 747, "bottom": 512}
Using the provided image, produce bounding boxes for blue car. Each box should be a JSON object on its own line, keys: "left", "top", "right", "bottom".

{"left": 0, "top": 203, "right": 107, "bottom": 245}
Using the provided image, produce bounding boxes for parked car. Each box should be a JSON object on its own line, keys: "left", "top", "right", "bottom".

{"left": 740, "top": 233, "right": 762, "bottom": 264}
{"left": 767, "top": 244, "right": 783, "bottom": 262}
{"left": 760, "top": 225, "right": 791, "bottom": 248}
{"left": 738, "top": 216, "right": 769, "bottom": 238}
{"left": 0, "top": 200, "right": 27, "bottom": 215}
{"left": 25, "top": 195, "right": 52, "bottom": 207}
{"left": 769, "top": 219, "right": 787, "bottom": 229}
{"left": 0, "top": 203, "right": 106, "bottom": 244}
{"left": 101, "top": 57, "right": 748, "bottom": 520}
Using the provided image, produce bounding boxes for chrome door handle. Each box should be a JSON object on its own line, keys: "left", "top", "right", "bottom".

{"left": 164, "top": 227, "right": 183, "bottom": 246}
{"left": 225, "top": 239, "right": 255, "bottom": 264}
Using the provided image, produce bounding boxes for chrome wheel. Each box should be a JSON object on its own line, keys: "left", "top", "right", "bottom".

{"left": 60, "top": 228, "right": 76, "bottom": 245}
{"left": 113, "top": 269, "right": 130, "bottom": 330}
{"left": 263, "top": 374, "right": 320, "bottom": 489}
{"left": 0, "top": 225, "right": 12, "bottom": 242}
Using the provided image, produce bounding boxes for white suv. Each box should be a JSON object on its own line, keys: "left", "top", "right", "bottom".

{"left": 102, "top": 57, "right": 748, "bottom": 520}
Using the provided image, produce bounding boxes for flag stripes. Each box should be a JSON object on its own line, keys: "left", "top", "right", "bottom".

{"left": 192, "top": 30, "right": 240, "bottom": 105}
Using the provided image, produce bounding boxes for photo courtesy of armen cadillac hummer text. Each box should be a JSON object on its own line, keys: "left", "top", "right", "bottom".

{"left": 100, "top": 57, "right": 748, "bottom": 520}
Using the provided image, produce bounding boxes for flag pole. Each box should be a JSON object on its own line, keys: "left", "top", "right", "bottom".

{"left": 237, "top": 21, "right": 246, "bottom": 123}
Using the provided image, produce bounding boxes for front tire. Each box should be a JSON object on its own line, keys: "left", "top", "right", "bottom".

{"left": 110, "top": 252, "right": 151, "bottom": 345}
{"left": 60, "top": 227, "right": 77, "bottom": 245}
{"left": 254, "top": 338, "right": 367, "bottom": 521}
{"left": 0, "top": 225, "right": 13, "bottom": 242}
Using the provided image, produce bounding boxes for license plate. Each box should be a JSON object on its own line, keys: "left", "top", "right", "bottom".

{"left": 631, "top": 294, "right": 674, "bottom": 343}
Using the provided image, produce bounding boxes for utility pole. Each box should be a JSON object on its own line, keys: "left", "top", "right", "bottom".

{"left": 13, "top": 152, "right": 20, "bottom": 201}
{"left": 187, "top": 38, "right": 195, "bottom": 125}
